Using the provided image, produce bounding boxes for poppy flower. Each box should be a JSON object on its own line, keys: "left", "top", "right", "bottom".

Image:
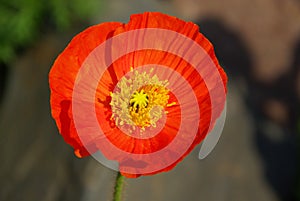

{"left": 49, "top": 12, "right": 227, "bottom": 178}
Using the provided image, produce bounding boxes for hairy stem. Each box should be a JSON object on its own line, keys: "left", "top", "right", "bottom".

{"left": 113, "top": 172, "right": 125, "bottom": 201}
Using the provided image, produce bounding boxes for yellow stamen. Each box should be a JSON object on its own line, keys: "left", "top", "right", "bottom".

{"left": 109, "top": 68, "right": 172, "bottom": 132}
{"left": 167, "top": 102, "right": 177, "bottom": 107}
{"left": 129, "top": 85, "right": 169, "bottom": 127}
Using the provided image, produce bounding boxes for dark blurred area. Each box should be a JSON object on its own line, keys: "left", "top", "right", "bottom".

{"left": 198, "top": 18, "right": 299, "bottom": 201}
{"left": 0, "top": 0, "right": 299, "bottom": 201}
{"left": 0, "top": 62, "right": 8, "bottom": 106}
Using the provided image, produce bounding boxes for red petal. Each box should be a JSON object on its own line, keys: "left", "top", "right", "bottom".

{"left": 49, "top": 22, "right": 123, "bottom": 157}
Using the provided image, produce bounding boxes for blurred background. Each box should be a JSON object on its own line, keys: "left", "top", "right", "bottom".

{"left": 0, "top": 0, "right": 299, "bottom": 200}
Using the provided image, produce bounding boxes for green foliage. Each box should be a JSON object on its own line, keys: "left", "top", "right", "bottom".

{"left": 0, "top": 0, "right": 102, "bottom": 64}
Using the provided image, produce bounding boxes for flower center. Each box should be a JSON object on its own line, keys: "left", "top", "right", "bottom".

{"left": 130, "top": 89, "right": 149, "bottom": 111}
{"left": 110, "top": 68, "right": 175, "bottom": 132}
{"left": 129, "top": 85, "right": 169, "bottom": 128}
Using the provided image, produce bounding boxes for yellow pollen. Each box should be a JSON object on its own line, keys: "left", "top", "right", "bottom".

{"left": 129, "top": 85, "right": 169, "bottom": 127}
{"left": 167, "top": 102, "right": 177, "bottom": 107}
{"left": 109, "top": 68, "right": 175, "bottom": 132}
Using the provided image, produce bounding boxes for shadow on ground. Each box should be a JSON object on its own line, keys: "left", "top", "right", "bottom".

{"left": 198, "top": 18, "right": 298, "bottom": 201}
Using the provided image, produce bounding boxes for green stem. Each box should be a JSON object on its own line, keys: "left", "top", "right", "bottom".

{"left": 113, "top": 172, "right": 125, "bottom": 201}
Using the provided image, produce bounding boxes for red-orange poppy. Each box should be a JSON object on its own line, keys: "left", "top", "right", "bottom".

{"left": 49, "top": 12, "right": 227, "bottom": 178}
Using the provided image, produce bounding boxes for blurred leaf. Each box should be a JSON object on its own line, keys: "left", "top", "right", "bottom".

{"left": 0, "top": 45, "right": 15, "bottom": 63}
{"left": 0, "top": 0, "right": 102, "bottom": 64}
